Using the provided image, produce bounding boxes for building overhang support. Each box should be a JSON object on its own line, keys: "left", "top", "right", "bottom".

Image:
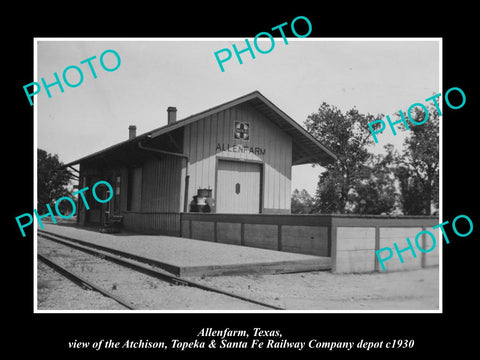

{"left": 137, "top": 142, "right": 189, "bottom": 159}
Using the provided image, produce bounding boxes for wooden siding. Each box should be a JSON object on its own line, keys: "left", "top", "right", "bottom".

{"left": 128, "top": 167, "right": 142, "bottom": 212}
{"left": 122, "top": 212, "right": 180, "bottom": 235}
{"left": 183, "top": 102, "right": 292, "bottom": 213}
{"left": 104, "top": 156, "right": 183, "bottom": 235}
{"left": 141, "top": 156, "right": 182, "bottom": 213}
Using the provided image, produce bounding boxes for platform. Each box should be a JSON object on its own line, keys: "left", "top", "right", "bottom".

{"left": 38, "top": 223, "right": 332, "bottom": 276}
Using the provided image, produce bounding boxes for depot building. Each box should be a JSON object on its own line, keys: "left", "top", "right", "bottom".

{"left": 64, "top": 91, "right": 337, "bottom": 235}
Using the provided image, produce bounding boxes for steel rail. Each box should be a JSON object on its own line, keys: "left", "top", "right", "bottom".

{"left": 38, "top": 231, "right": 284, "bottom": 310}
{"left": 37, "top": 253, "right": 136, "bottom": 310}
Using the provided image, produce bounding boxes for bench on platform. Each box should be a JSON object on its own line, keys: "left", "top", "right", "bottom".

{"left": 100, "top": 214, "right": 124, "bottom": 233}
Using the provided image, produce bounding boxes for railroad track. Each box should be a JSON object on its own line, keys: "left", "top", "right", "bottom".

{"left": 37, "top": 231, "right": 284, "bottom": 310}
{"left": 38, "top": 253, "right": 135, "bottom": 309}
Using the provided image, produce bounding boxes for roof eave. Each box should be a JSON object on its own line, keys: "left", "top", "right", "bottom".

{"left": 62, "top": 90, "right": 337, "bottom": 168}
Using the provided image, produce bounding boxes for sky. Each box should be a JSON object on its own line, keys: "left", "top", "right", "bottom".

{"left": 36, "top": 39, "right": 440, "bottom": 195}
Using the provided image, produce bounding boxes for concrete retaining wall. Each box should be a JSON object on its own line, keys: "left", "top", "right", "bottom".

{"left": 378, "top": 227, "right": 423, "bottom": 272}
{"left": 282, "top": 225, "right": 329, "bottom": 256}
{"left": 180, "top": 213, "right": 440, "bottom": 273}
{"left": 180, "top": 214, "right": 332, "bottom": 257}
{"left": 423, "top": 227, "right": 440, "bottom": 267}
{"left": 216, "top": 222, "right": 242, "bottom": 245}
{"left": 331, "top": 219, "right": 440, "bottom": 273}
{"left": 334, "top": 227, "right": 376, "bottom": 273}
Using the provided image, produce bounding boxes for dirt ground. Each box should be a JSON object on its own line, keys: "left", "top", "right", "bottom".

{"left": 37, "top": 222, "right": 440, "bottom": 311}
{"left": 38, "top": 255, "right": 439, "bottom": 311}
{"left": 186, "top": 266, "right": 440, "bottom": 311}
{"left": 37, "top": 237, "right": 266, "bottom": 311}
{"left": 37, "top": 261, "right": 126, "bottom": 310}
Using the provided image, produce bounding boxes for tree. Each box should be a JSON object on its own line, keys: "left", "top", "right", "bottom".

{"left": 313, "top": 166, "right": 348, "bottom": 213}
{"left": 395, "top": 104, "right": 439, "bottom": 215}
{"left": 291, "top": 189, "right": 315, "bottom": 214}
{"left": 37, "top": 149, "right": 74, "bottom": 215}
{"left": 350, "top": 144, "right": 398, "bottom": 215}
{"left": 305, "top": 103, "right": 382, "bottom": 214}
{"left": 395, "top": 166, "right": 427, "bottom": 215}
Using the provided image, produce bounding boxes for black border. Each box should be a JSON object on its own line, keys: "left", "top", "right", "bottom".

{"left": 8, "top": 4, "right": 478, "bottom": 356}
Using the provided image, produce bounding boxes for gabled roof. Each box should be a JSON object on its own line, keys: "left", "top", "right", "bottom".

{"left": 64, "top": 90, "right": 337, "bottom": 167}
